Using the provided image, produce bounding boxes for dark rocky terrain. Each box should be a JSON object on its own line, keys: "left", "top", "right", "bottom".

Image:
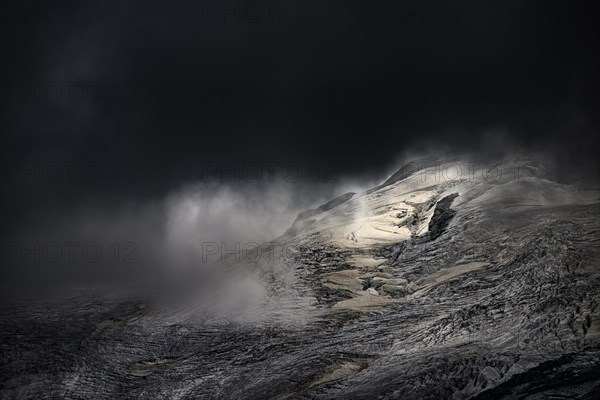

{"left": 2, "top": 160, "right": 600, "bottom": 399}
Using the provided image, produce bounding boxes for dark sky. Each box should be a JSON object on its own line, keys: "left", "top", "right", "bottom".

{"left": 1, "top": 0, "right": 599, "bottom": 245}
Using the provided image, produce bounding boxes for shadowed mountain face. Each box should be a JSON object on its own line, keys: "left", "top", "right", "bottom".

{"left": 2, "top": 159, "right": 600, "bottom": 399}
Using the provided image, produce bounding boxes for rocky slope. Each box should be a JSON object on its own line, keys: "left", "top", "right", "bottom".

{"left": 2, "top": 159, "right": 600, "bottom": 399}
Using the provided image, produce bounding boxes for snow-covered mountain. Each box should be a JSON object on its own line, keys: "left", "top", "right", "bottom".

{"left": 2, "top": 158, "right": 599, "bottom": 399}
